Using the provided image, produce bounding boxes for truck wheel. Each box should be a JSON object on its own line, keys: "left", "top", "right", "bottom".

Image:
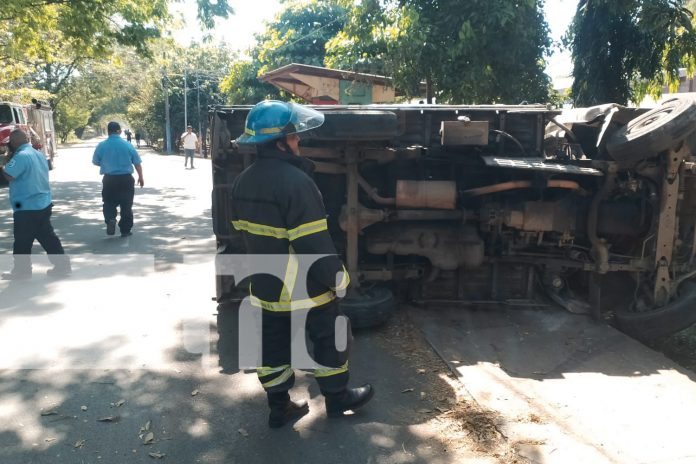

{"left": 607, "top": 96, "right": 696, "bottom": 162}
{"left": 306, "top": 111, "right": 399, "bottom": 141}
{"left": 615, "top": 282, "right": 696, "bottom": 342}
{"left": 339, "top": 285, "right": 395, "bottom": 329}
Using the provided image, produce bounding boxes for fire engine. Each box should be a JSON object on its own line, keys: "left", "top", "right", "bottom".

{"left": 0, "top": 99, "right": 57, "bottom": 182}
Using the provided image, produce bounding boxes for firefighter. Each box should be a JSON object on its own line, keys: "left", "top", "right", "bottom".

{"left": 231, "top": 100, "right": 374, "bottom": 428}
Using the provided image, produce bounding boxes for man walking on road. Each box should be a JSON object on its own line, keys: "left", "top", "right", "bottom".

{"left": 1, "top": 129, "right": 71, "bottom": 279}
{"left": 230, "top": 100, "right": 374, "bottom": 429}
{"left": 180, "top": 125, "right": 198, "bottom": 169}
{"left": 92, "top": 121, "right": 144, "bottom": 237}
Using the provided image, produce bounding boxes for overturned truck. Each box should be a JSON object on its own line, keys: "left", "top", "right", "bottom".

{"left": 211, "top": 97, "right": 696, "bottom": 341}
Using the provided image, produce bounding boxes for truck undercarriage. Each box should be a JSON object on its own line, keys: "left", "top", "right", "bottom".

{"left": 211, "top": 97, "right": 696, "bottom": 341}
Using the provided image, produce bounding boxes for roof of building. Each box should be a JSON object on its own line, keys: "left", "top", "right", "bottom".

{"left": 260, "top": 63, "right": 394, "bottom": 87}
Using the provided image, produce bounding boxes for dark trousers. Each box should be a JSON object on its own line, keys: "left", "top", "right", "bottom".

{"left": 102, "top": 174, "right": 134, "bottom": 233}
{"left": 13, "top": 204, "right": 69, "bottom": 273}
{"left": 258, "top": 300, "right": 351, "bottom": 395}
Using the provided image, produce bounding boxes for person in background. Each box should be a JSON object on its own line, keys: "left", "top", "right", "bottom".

{"left": 135, "top": 132, "right": 142, "bottom": 148}
{"left": 92, "top": 121, "right": 144, "bottom": 237}
{"left": 1, "top": 129, "right": 70, "bottom": 280}
{"left": 180, "top": 125, "right": 199, "bottom": 169}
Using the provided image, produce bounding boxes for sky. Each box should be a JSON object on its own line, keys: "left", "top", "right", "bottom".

{"left": 171, "top": 0, "right": 579, "bottom": 85}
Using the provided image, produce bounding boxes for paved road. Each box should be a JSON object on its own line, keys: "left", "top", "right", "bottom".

{"left": 0, "top": 141, "right": 480, "bottom": 464}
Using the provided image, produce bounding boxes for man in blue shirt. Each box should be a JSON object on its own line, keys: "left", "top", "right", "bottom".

{"left": 2, "top": 129, "right": 70, "bottom": 279}
{"left": 92, "top": 121, "right": 144, "bottom": 237}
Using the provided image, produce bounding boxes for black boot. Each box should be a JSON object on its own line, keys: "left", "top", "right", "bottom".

{"left": 267, "top": 391, "right": 309, "bottom": 429}
{"left": 324, "top": 384, "right": 374, "bottom": 418}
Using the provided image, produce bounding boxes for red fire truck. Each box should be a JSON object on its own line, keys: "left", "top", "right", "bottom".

{"left": 0, "top": 99, "right": 57, "bottom": 182}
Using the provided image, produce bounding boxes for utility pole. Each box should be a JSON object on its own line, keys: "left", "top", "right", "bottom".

{"left": 196, "top": 74, "right": 205, "bottom": 157}
{"left": 164, "top": 73, "right": 172, "bottom": 154}
{"left": 184, "top": 69, "right": 188, "bottom": 129}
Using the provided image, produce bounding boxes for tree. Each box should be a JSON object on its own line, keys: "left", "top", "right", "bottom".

{"left": 128, "top": 41, "right": 233, "bottom": 150}
{"left": 220, "top": 61, "right": 278, "bottom": 105}
{"left": 567, "top": 0, "right": 696, "bottom": 106}
{"left": 326, "top": 0, "right": 552, "bottom": 104}
{"left": 0, "top": 0, "right": 233, "bottom": 90}
{"left": 220, "top": 0, "right": 347, "bottom": 104}
{"left": 54, "top": 89, "right": 92, "bottom": 143}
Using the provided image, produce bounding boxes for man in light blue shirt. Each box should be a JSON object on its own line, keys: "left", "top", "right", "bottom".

{"left": 2, "top": 129, "right": 70, "bottom": 279}
{"left": 92, "top": 121, "right": 144, "bottom": 237}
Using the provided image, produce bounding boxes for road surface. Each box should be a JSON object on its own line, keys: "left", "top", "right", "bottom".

{"left": 0, "top": 140, "right": 489, "bottom": 464}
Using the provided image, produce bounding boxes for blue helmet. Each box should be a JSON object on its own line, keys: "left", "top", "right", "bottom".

{"left": 235, "top": 100, "right": 325, "bottom": 145}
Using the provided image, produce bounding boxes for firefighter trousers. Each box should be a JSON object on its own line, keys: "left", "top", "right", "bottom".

{"left": 257, "top": 300, "right": 351, "bottom": 395}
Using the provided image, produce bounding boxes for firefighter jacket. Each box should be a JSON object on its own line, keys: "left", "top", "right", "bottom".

{"left": 230, "top": 147, "right": 349, "bottom": 311}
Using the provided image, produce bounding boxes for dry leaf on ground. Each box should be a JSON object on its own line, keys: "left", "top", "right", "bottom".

{"left": 74, "top": 439, "right": 86, "bottom": 449}
{"left": 238, "top": 428, "right": 249, "bottom": 437}
{"left": 139, "top": 420, "right": 152, "bottom": 433}
{"left": 148, "top": 452, "right": 166, "bottom": 459}
{"left": 142, "top": 432, "right": 155, "bottom": 445}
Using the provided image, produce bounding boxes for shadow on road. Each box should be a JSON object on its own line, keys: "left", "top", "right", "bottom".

{"left": 0, "top": 307, "right": 470, "bottom": 464}
{"left": 0, "top": 179, "right": 214, "bottom": 258}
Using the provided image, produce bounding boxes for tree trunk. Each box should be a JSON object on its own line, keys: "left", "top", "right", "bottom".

{"left": 426, "top": 75, "right": 434, "bottom": 104}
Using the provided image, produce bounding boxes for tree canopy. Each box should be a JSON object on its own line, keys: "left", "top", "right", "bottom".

{"left": 326, "top": 0, "right": 552, "bottom": 104}
{"left": 220, "top": 0, "right": 348, "bottom": 104}
{"left": 567, "top": 0, "right": 696, "bottom": 106}
{"left": 0, "top": 0, "right": 232, "bottom": 91}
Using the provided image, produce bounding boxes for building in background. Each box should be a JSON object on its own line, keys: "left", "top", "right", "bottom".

{"left": 261, "top": 63, "right": 397, "bottom": 105}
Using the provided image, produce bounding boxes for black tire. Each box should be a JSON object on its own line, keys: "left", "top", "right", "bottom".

{"left": 615, "top": 282, "right": 696, "bottom": 342}
{"left": 305, "top": 111, "right": 399, "bottom": 141}
{"left": 607, "top": 96, "right": 696, "bottom": 162}
{"left": 339, "top": 285, "right": 395, "bottom": 329}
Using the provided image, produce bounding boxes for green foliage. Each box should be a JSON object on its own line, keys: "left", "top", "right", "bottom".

{"left": 128, "top": 42, "right": 233, "bottom": 149}
{"left": 567, "top": 0, "right": 696, "bottom": 106}
{"left": 1, "top": 0, "right": 233, "bottom": 91}
{"left": 54, "top": 88, "right": 92, "bottom": 143}
{"left": 220, "top": 61, "right": 279, "bottom": 104}
{"left": 0, "top": 88, "right": 52, "bottom": 104}
{"left": 2, "top": 1, "right": 234, "bottom": 149}
{"left": 326, "top": 0, "right": 551, "bottom": 104}
{"left": 220, "top": 0, "right": 347, "bottom": 104}
{"left": 324, "top": 0, "right": 398, "bottom": 77}
{"left": 255, "top": 0, "right": 347, "bottom": 75}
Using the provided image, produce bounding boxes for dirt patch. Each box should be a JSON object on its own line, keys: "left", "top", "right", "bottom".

{"left": 375, "top": 308, "right": 532, "bottom": 464}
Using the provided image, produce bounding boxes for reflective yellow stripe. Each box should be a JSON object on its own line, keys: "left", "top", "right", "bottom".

{"left": 231, "top": 220, "right": 289, "bottom": 239}
{"left": 279, "top": 247, "right": 299, "bottom": 303}
{"left": 245, "top": 127, "right": 255, "bottom": 136}
{"left": 287, "top": 219, "right": 328, "bottom": 241}
{"left": 249, "top": 286, "right": 337, "bottom": 312}
{"left": 259, "top": 126, "right": 283, "bottom": 134}
{"left": 333, "top": 267, "right": 350, "bottom": 292}
{"left": 257, "top": 364, "right": 290, "bottom": 377}
{"left": 260, "top": 366, "right": 294, "bottom": 388}
{"left": 231, "top": 218, "right": 328, "bottom": 241}
{"left": 315, "top": 361, "right": 349, "bottom": 378}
